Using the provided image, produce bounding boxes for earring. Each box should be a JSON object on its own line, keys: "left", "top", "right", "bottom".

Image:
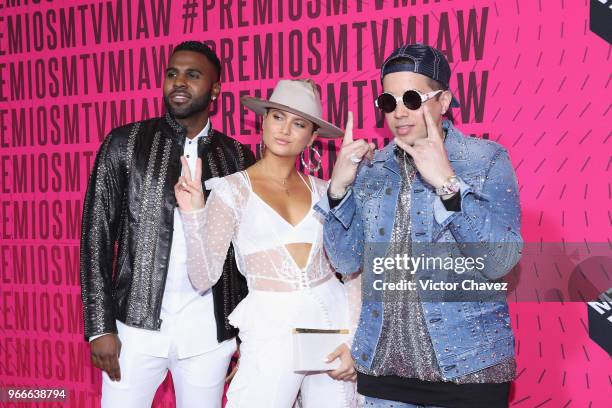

{"left": 258, "top": 135, "right": 266, "bottom": 159}
{"left": 211, "top": 96, "right": 217, "bottom": 101}
{"left": 301, "top": 145, "right": 322, "bottom": 173}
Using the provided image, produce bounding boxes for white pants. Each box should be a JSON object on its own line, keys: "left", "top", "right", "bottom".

{"left": 101, "top": 336, "right": 236, "bottom": 408}
{"left": 225, "top": 278, "right": 357, "bottom": 407}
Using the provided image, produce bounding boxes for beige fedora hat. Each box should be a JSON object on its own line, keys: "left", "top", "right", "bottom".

{"left": 241, "top": 79, "right": 344, "bottom": 138}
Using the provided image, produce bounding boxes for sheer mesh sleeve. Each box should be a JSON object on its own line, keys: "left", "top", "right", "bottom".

{"left": 180, "top": 177, "right": 238, "bottom": 293}
{"left": 343, "top": 272, "right": 362, "bottom": 346}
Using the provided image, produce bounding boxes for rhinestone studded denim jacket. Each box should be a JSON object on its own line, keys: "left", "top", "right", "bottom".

{"left": 316, "top": 121, "right": 523, "bottom": 380}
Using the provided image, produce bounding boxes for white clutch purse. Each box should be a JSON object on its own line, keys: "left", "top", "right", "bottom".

{"left": 292, "top": 328, "right": 350, "bottom": 372}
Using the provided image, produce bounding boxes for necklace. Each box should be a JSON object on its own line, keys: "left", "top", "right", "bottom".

{"left": 257, "top": 161, "right": 292, "bottom": 196}
{"left": 401, "top": 151, "right": 417, "bottom": 181}
{"left": 277, "top": 176, "right": 290, "bottom": 196}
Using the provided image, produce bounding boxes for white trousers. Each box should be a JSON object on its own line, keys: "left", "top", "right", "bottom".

{"left": 101, "top": 335, "right": 236, "bottom": 408}
{"left": 225, "top": 278, "right": 357, "bottom": 408}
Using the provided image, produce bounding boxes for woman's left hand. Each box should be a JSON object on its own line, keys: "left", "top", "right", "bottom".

{"left": 326, "top": 343, "right": 356, "bottom": 381}
{"left": 174, "top": 156, "right": 205, "bottom": 212}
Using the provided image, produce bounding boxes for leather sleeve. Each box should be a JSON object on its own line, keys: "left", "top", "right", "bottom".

{"left": 239, "top": 141, "right": 256, "bottom": 168}
{"left": 80, "top": 130, "right": 126, "bottom": 340}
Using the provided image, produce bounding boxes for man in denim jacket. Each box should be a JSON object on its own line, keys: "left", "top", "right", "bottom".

{"left": 316, "top": 44, "right": 523, "bottom": 408}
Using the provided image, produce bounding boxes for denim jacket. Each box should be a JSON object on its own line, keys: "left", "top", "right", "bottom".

{"left": 315, "top": 121, "right": 523, "bottom": 380}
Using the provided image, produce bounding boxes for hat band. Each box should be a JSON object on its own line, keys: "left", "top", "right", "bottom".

{"left": 268, "top": 101, "right": 321, "bottom": 119}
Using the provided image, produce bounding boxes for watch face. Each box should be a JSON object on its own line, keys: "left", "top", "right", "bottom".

{"left": 450, "top": 179, "right": 461, "bottom": 192}
{"left": 447, "top": 177, "right": 461, "bottom": 193}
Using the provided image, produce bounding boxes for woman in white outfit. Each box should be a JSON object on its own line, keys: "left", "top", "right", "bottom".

{"left": 174, "top": 79, "right": 362, "bottom": 407}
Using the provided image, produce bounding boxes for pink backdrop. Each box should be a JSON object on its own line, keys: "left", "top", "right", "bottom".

{"left": 1, "top": 0, "right": 610, "bottom": 406}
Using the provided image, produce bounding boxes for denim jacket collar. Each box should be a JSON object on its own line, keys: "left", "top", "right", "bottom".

{"left": 444, "top": 121, "right": 469, "bottom": 162}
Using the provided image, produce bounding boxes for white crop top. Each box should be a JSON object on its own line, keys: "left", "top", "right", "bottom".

{"left": 180, "top": 171, "right": 362, "bottom": 342}
{"left": 240, "top": 170, "right": 319, "bottom": 247}
{"left": 181, "top": 171, "right": 334, "bottom": 292}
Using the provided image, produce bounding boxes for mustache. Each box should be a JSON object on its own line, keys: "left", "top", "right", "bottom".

{"left": 163, "top": 91, "right": 212, "bottom": 119}
{"left": 168, "top": 90, "right": 192, "bottom": 98}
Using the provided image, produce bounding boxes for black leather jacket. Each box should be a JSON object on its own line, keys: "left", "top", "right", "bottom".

{"left": 80, "top": 113, "right": 255, "bottom": 341}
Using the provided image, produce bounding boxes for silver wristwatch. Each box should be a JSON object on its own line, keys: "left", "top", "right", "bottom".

{"left": 435, "top": 176, "right": 461, "bottom": 196}
{"left": 328, "top": 187, "right": 348, "bottom": 200}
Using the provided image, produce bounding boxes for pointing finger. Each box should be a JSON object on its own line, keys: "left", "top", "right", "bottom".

{"left": 423, "top": 105, "right": 442, "bottom": 142}
{"left": 194, "top": 158, "right": 202, "bottom": 182}
{"left": 180, "top": 156, "right": 192, "bottom": 182}
{"left": 342, "top": 111, "right": 354, "bottom": 146}
{"left": 395, "top": 137, "right": 419, "bottom": 158}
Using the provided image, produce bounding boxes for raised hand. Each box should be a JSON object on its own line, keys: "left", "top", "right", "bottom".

{"left": 394, "top": 104, "right": 455, "bottom": 189}
{"left": 329, "top": 111, "right": 376, "bottom": 197}
{"left": 174, "top": 156, "right": 206, "bottom": 212}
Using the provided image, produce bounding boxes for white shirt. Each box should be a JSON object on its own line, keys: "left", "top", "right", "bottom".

{"left": 93, "top": 120, "right": 228, "bottom": 358}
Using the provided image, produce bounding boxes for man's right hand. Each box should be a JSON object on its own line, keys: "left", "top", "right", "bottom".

{"left": 329, "top": 111, "right": 376, "bottom": 198}
{"left": 90, "top": 333, "right": 122, "bottom": 381}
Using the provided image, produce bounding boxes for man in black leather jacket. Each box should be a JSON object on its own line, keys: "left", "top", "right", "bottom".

{"left": 80, "top": 41, "right": 254, "bottom": 407}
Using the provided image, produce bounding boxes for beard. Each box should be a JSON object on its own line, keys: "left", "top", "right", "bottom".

{"left": 163, "top": 91, "right": 212, "bottom": 119}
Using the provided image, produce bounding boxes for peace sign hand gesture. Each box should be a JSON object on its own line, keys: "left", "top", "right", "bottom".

{"left": 174, "top": 156, "right": 206, "bottom": 212}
